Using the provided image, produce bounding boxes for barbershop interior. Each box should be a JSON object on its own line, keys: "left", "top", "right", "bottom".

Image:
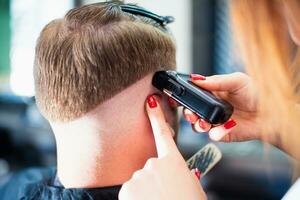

{"left": 1, "top": 0, "right": 300, "bottom": 199}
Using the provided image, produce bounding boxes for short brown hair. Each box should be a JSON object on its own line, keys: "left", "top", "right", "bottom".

{"left": 34, "top": 1, "right": 176, "bottom": 122}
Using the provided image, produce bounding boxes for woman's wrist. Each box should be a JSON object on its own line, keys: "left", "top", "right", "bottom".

{"left": 254, "top": 115, "right": 283, "bottom": 149}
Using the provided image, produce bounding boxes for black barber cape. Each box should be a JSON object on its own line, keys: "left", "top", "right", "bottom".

{"left": 0, "top": 167, "right": 121, "bottom": 200}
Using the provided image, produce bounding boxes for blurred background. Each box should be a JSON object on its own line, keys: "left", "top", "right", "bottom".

{"left": 0, "top": 0, "right": 299, "bottom": 199}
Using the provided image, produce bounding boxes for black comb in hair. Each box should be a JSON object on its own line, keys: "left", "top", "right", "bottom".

{"left": 120, "top": 4, "right": 174, "bottom": 26}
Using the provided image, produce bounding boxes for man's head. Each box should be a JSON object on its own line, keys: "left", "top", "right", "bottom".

{"left": 34, "top": 2, "right": 177, "bottom": 186}
{"left": 34, "top": 1, "right": 176, "bottom": 122}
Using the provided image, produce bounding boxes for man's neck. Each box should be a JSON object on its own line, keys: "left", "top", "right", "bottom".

{"left": 50, "top": 74, "right": 159, "bottom": 188}
{"left": 52, "top": 117, "right": 157, "bottom": 188}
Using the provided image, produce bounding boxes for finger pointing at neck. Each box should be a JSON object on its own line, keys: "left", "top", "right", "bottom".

{"left": 146, "top": 95, "right": 180, "bottom": 158}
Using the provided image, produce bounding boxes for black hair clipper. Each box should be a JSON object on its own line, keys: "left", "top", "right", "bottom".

{"left": 152, "top": 71, "right": 233, "bottom": 125}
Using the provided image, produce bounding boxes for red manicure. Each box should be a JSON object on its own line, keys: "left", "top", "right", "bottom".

{"left": 199, "top": 119, "right": 206, "bottom": 129}
{"left": 224, "top": 119, "right": 237, "bottom": 129}
{"left": 186, "top": 114, "right": 198, "bottom": 124}
{"left": 195, "top": 168, "right": 201, "bottom": 180}
{"left": 190, "top": 74, "right": 206, "bottom": 81}
{"left": 147, "top": 95, "right": 157, "bottom": 108}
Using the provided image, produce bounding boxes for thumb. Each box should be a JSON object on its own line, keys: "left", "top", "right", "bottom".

{"left": 191, "top": 72, "right": 250, "bottom": 93}
{"left": 146, "top": 95, "right": 180, "bottom": 158}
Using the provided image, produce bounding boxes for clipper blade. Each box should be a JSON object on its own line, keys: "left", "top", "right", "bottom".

{"left": 186, "top": 143, "right": 222, "bottom": 177}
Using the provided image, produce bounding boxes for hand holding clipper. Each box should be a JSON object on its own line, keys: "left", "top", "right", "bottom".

{"left": 152, "top": 71, "right": 234, "bottom": 125}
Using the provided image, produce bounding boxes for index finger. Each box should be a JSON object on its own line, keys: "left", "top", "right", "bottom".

{"left": 146, "top": 95, "right": 181, "bottom": 158}
{"left": 191, "top": 72, "right": 250, "bottom": 93}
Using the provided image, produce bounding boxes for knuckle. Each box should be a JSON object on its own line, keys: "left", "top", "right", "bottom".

{"left": 233, "top": 71, "right": 244, "bottom": 77}
{"left": 168, "top": 125, "right": 176, "bottom": 137}
{"left": 209, "top": 74, "right": 218, "bottom": 80}
{"left": 160, "top": 133, "right": 173, "bottom": 145}
{"left": 194, "top": 120, "right": 205, "bottom": 133}
{"left": 132, "top": 169, "right": 144, "bottom": 179}
{"left": 233, "top": 72, "right": 249, "bottom": 80}
{"left": 156, "top": 127, "right": 172, "bottom": 141}
{"left": 183, "top": 108, "right": 193, "bottom": 115}
{"left": 210, "top": 75, "right": 223, "bottom": 90}
{"left": 119, "top": 182, "right": 135, "bottom": 198}
{"left": 192, "top": 123, "right": 200, "bottom": 133}
{"left": 145, "top": 158, "right": 159, "bottom": 169}
{"left": 120, "top": 182, "right": 130, "bottom": 191}
{"left": 160, "top": 125, "right": 171, "bottom": 134}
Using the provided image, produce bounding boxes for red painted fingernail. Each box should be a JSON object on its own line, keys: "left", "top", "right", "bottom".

{"left": 195, "top": 168, "right": 201, "bottom": 180}
{"left": 147, "top": 95, "right": 157, "bottom": 108}
{"left": 186, "top": 114, "right": 198, "bottom": 124}
{"left": 199, "top": 119, "right": 206, "bottom": 129}
{"left": 190, "top": 74, "right": 206, "bottom": 81}
{"left": 186, "top": 115, "right": 192, "bottom": 123}
{"left": 224, "top": 119, "right": 236, "bottom": 129}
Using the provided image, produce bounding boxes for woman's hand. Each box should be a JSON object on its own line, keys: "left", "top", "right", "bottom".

{"left": 184, "top": 72, "right": 261, "bottom": 142}
{"left": 119, "top": 95, "right": 207, "bottom": 200}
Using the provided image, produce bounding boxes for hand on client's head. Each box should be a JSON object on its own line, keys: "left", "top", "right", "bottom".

{"left": 119, "top": 95, "right": 207, "bottom": 200}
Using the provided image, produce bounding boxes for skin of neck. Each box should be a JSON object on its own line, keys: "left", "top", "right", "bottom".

{"left": 50, "top": 74, "right": 177, "bottom": 188}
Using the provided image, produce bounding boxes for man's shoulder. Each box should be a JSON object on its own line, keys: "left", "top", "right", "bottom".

{"left": 0, "top": 167, "right": 121, "bottom": 200}
{"left": 0, "top": 167, "right": 56, "bottom": 200}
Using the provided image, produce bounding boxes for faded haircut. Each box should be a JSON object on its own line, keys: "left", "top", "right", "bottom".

{"left": 34, "top": 1, "right": 176, "bottom": 122}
